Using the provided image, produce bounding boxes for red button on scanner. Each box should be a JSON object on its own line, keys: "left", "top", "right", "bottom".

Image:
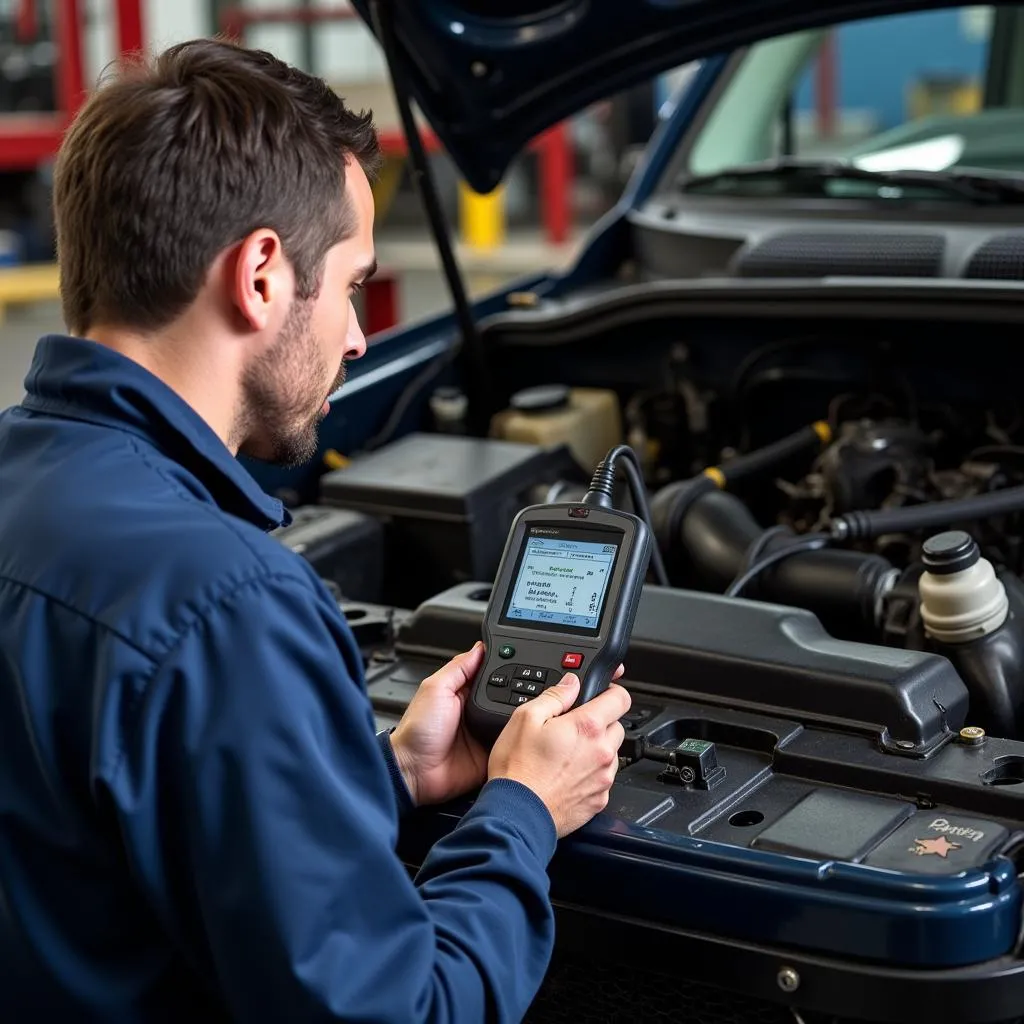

{"left": 562, "top": 652, "right": 583, "bottom": 670}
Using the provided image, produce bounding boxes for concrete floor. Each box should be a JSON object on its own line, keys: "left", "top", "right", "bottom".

{"left": 0, "top": 232, "right": 580, "bottom": 411}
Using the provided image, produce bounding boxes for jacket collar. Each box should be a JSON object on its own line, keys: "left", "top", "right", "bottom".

{"left": 21, "top": 334, "right": 290, "bottom": 531}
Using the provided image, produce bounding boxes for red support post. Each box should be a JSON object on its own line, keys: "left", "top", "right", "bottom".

{"left": 116, "top": 0, "right": 145, "bottom": 56}
{"left": 54, "top": 0, "right": 85, "bottom": 120}
{"left": 538, "top": 123, "right": 572, "bottom": 245}
{"left": 221, "top": 11, "right": 244, "bottom": 41}
{"left": 16, "top": 0, "right": 37, "bottom": 42}
{"left": 363, "top": 274, "right": 399, "bottom": 336}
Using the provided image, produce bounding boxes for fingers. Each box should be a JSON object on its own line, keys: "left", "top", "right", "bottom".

{"left": 581, "top": 683, "right": 632, "bottom": 727}
{"left": 460, "top": 640, "right": 487, "bottom": 674}
{"left": 611, "top": 664, "right": 625, "bottom": 681}
{"left": 607, "top": 719, "right": 626, "bottom": 749}
{"left": 525, "top": 672, "right": 631, "bottom": 731}
{"left": 524, "top": 673, "right": 581, "bottom": 720}
{"left": 426, "top": 641, "right": 486, "bottom": 693}
{"left": 562, "top": 684, "right": 631, "bottom": 743}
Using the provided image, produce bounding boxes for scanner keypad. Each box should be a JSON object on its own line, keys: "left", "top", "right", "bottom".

{"left": 484, "top": 649, "right": 592, "bottom": 707}
{"left": 514, "top": 665, "right": 549, "bottom": 683}
{"left": 512, "top": 678, "right": 543, "bottom": 695}
{"left": 489, "top": 665, "right": 555, "bottom": 704}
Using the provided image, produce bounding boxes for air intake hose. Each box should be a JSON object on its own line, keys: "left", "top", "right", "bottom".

{"left": 672, "top": 490, "right": 897, "bottom": 641}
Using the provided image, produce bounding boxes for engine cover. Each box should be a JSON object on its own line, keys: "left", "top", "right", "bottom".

{"left": 365, "top": 584, "right": 1024, "bottom": 1022}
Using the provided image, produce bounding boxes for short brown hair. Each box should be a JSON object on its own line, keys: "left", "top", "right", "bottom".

{"left": 53, "top": 38, "right": 381, "bottom": 336}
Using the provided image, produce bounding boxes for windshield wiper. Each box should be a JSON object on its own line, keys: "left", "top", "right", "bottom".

{"left": 677, "top": 157, "right": 1024, "bottom": 204}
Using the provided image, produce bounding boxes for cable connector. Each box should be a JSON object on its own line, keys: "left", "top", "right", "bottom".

{"left": 581, "top": 445, "right": 669, "bottom": 586}
{"left": 582, "top": 453, "right": 618, "bottom": 509}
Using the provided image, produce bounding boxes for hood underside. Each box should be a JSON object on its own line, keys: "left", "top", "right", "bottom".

{"left": 352, "top": 0, "right": 971, "bottom": 192}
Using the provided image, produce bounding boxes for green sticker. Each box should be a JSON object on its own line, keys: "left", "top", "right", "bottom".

{"left": 678, "top": 738, "right": 712, "bottom": 755}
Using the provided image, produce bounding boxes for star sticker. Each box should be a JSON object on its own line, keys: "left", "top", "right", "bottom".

{"left": 910, "top": 836, "right": 961, "bottom": 858}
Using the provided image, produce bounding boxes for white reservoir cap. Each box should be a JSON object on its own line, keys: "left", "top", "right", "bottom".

{"left": 918, "top": 531, "right": 1009, "bottom": 644}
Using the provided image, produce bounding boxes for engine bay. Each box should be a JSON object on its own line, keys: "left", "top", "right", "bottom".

{"left": 268, "top": 314, "right": 1024, "bottom": 1018}
{"left": 294, "top": 314, "right": 1024, "bottom": 748}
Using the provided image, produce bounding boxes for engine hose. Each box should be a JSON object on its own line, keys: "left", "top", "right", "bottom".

{"left": 832, "top": 483, "right": 1024, "bottom": 542}
{"left": 679, "top": 490, "right": 897, "bottom": 640}
{"left": 708, "top": 420, "right": 832, "bottom": 489}
{"left": 726, "top": 533, "right": 831, "bottom": 598}
{"left": 649, "top": 420, "right": 832, "bottom": 555}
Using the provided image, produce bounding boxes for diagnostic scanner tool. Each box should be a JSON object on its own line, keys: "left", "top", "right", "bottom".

{"left": 466, "top": 499, "right": 652, "bottom": 746}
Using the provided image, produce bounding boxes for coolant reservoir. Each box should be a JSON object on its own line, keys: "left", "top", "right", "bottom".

{"left": 918, "top": 531, "right": 1009, "bottom": 643}
{"left": 490, "top": 385, "right": 622, "bottom": 472}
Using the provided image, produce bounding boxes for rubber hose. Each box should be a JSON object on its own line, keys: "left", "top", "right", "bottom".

{"left": 833, "top": 483, "right": 1024, "bottom": 542}
{"left": 681, "top": 491, "right": 896, "bottom": 638}
{"left": 649, "top": 422, "right": 830, "bottom": 553}
{"left": 715, "top": 421, "right": 831, "bottom": 487}
{"left": 679, "top": 489, "right": 766, "bottom": 585}
{"left": 649, "top": 475, "right": 718, "bottom": 556}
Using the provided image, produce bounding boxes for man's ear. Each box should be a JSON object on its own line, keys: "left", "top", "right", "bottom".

{"left": 232, "top": 228, "right": 289, "bottom": 331}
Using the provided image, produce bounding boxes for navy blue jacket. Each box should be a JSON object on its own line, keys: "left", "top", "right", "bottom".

{"left": 0, "top": 335, "right": 557, "bottom": 1022}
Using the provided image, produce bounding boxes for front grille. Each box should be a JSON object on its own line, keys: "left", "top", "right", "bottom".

{"left": 964, "top": 234, "right": 1024, "bottom": 280}
{"left": 735, "top": 232, "right": 944, "bottom": 278}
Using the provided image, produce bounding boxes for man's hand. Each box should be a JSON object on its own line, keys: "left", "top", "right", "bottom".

{"left": 389, "top": 642, "right": 489, "bottom": 807}
{"left": 488, "top": 671, "right": 630, "bottom": 838}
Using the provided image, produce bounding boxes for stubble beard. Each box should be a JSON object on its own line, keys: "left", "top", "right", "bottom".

{"left": 236, "top": 299, "right": 346, "bottom": 468}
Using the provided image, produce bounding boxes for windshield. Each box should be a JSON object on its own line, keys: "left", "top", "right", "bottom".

{"left": 685, "top": 5, "right": 1024, "bottom": 187}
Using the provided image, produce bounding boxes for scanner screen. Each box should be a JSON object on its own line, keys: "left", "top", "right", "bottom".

{"left": 503, "top": 528, "right": 619, "bottom": 633}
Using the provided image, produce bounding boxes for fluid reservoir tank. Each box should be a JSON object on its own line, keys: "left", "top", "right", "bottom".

{"left": 490, "top": 385, "right": 622, "bottom": 472}
{"left": 918, "top": 530, "right": 1008, "bottom": 643}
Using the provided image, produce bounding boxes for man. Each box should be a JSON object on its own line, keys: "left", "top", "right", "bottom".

{"left": 0, "top": 39, "right": 630, "bottom": 1022}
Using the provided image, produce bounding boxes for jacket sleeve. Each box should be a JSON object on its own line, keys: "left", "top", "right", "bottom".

{"left": 107, "top": 570, "right": 557, "bottom": 1023}
{"left": 377, "top": 728, "right": 417, "bottom": 816}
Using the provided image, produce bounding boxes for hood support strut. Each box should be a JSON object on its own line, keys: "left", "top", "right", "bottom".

{"left": 367, "top": 0, "right": 492, "bottom": 440}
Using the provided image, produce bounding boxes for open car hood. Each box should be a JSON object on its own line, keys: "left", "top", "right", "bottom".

{"left": 352, "top": 0, "right": 967, "bottom": 193}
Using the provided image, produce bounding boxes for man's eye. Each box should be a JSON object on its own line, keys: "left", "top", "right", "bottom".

{"left": 350, "top": 281, "right": 365, "bottom": 294}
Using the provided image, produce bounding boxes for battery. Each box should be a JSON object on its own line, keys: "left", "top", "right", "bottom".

{"left": 319, "top": 433, "right": 573, "bottom": 608}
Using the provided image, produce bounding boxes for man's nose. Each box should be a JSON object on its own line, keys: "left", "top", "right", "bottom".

{"left": 347, "top": 300, "right": 367, "bottom": 359}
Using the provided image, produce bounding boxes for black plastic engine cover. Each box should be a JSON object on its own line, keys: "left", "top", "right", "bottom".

{"left": 394, "top": 583, "right": 970, "bottom": 754}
